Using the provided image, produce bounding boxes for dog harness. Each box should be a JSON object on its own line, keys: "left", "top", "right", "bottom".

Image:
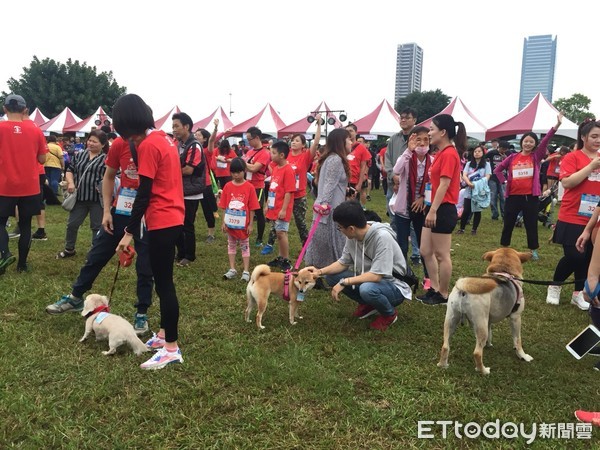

{"left": 485, "top": 272, "right": 524, "bottom": 316}
{"left": 85, "top": 304, "right": 110, "bottom": 319}
{"left": 283, "top": 271, "right": 291, "bottom": 302}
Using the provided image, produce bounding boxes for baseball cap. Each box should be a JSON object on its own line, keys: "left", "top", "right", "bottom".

{"left": 4, "top": 94, "right": 26, "bottom": 108}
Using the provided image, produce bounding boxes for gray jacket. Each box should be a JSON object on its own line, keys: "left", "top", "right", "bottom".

{"left": 384, "top": 132, "right": 409, "bottom": 181}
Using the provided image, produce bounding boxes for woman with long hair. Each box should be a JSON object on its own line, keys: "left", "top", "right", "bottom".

{"left": 194, "top": 127, "right": 219, "bottom": 243}
{"left": 56, "top": 129, "right": 107, "bottom": 259}
{"left": 418, "top": 114, "right": 466, "bottom": 305}
{"left": 494, "top": 113, "right": 563, "bottom": 261}
{"left": 457, "top": 145, "right": 491, "bottom": 234}
{"left": 304, "top": 128, "right": 351, "bottom": 269}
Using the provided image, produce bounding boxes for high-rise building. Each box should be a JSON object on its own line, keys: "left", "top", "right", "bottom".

{"left": 518, "top": 34, "right": 557, "bottom": 110}
{"left": 394, "top": 43, "right": 423, "bottom": 105}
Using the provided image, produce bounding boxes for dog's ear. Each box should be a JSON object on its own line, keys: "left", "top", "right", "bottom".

{"left": 482, "top": 250, "right": 495, "bottom": 261}
{"left": 101, "top": 295, "right": 109, "bottom": 306}
{"left": 518, "top": 252, "right": 533, "bottom": 263}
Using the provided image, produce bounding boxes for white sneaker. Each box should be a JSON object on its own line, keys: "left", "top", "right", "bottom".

{"left": 571, "top": 291, "right": 590, "bottom": 311}
{"left": 546, "top": 285, "right": 561, "bottom": 305}
{"left": 223, "top": 269, "right": 237, "bottom": 280}
{"left": 140, "top": 347, "right": 183, "bottom": 370}
{"left": 241, "top": 271, "right": 250, "bottom": 282}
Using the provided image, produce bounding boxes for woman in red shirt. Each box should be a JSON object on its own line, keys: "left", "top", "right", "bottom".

{"left": 113, "top": 94, "right": 185, "bottom": 370}
{"left": 419, "top": 114, "right": 467, "bottom": 306}
{"left": 547, "top": 120, "right": 600, "bottom": 310}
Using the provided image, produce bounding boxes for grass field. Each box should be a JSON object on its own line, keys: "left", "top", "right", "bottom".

{"left": 1, "top": 191, "right": 598, "bottom": 449}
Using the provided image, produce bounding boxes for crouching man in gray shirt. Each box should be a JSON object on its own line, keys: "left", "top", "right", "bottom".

{"left": 306, "top": 201, "right": 411, "bottom": 331}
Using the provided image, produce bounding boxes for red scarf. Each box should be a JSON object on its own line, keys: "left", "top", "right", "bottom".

{"left": 408, "top": 153, "right": 431, "bottom": 205}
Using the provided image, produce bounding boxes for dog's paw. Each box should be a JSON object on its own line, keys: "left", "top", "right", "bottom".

{"left": 437, "top": 362, "right": 449, "bottom": 369}
{"left": 475, "top": 366, "right": 491, "bottom": 375}
{"left": 521, "top": 353, "right": 533, "bottom": 362}
{"left": 102, "top": 350, "right": 112, "bottom": 356}
{"left": 259, "top": 325, "right": 265, "bottom": 330}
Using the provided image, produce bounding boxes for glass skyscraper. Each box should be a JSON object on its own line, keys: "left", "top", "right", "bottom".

{"left": 394, "top": 43, "right": 423, "bottom": 105}
{"left": 518, "top": 35, "right": 557, "bottom": 110}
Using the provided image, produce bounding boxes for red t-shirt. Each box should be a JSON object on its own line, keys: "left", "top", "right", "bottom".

{"left": 266, "top": 163, "right": 296, "bottom": 221}
{"left": 213, "top": 148, "right": 238, "bottom": 178}
{"left": 218, "top": 180, "right": 260, "bottom": 239}
{"left": 0, "top": 120, "right": 47, "bottom": 196}
{"left": 558, "top": 150, "right": 600, "bottom": 225}
{"left": 546, "top": 155, "right": 561, "bottom": 178}
{"left": 347, "top": 142, "right": 371, "bottom": 185}
{"left": 137, "top": 130, "right": 185, "bottom": 231}
{"left": 106, "top": 137, "right": 140, "bottom": 190}
{"left": 243, "top": 146, "right": 271, "bottom": 189}
{"left": 378, "top": 147, "right": 387, "bottom": 176}
{"left": 429, "top": 145, "right": 460, "bottom": 205}
{"left": 287, "top": 149, "right": 313, "bottom": 199}
{"left": 509, "top": 153, "right": 535, "bottom": 195}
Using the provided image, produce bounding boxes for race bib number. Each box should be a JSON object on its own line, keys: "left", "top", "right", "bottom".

{"left": 513, "top": 167, "right": 533, "bottom": 179}
{"left": 115, "top": 188, "right": 137, "bottom": 216}
{"left": 224, "top": 208, "right": 246, "bottom": 229}
{"left": 267, "top": 191, "right": 276, "bottom": 209}
{"left": 424, "top": 183, "right": 432, "bottom": 206}
{"left": 347, "top": 154, "right": 355, "bottom": 161}
{"left": 578, "top": 194, "right": 600, "bottom": 217}
{"left": 246, "top": 171, "right": 253, "bottom": 181}
{"left": 588, "top": 170, "right": 600, "bottom": 182}
{"left": 95, "top": 312, "right": 109, "bottom": 324}
{"left": 216, "top": 160, "right": 228, "bottom": 169}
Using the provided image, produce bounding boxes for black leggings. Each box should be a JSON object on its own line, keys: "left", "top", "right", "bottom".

{"left": 149, "top": 226, "right": 182, "bottom": 343}
{"left": 199, "top": 186, "right": 217, "bottom": 229}
{"left": 0, "top": 215, "right": 32, "bottom": 267}
{"left": 553, "top": 244, "right": 592, "bottom": 291}
{"left": 501, "top": 195, "right": 539, "bottom": 250}
{"left": 460, "top": 198, "right": 481, "bottom": 231}
{"left": 254, "top": 188, "right": 266, "bottom": 242}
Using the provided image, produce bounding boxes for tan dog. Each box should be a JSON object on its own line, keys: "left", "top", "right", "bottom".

{"left": 437, "top": 248, "right": 533, "bottom": 375}
{"left": 245, "top": 264, "right": 317, "bottom": 329}
{"left": 79, "top": 294, "right": 149, "bottom": 356}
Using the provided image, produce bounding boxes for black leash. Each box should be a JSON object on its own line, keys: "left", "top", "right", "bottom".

{"left": 108, "top": 260, "right": 120, "bottom": 302}
{"left": 514, "top": 277, "right": 584, "bottom": 286}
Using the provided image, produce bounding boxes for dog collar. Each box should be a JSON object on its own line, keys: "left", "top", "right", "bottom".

{"left": 85, "top": 304, "right": 110, "bottom": 319}
{"left": 488, "top": 272, "right": 524, "bottom": 314}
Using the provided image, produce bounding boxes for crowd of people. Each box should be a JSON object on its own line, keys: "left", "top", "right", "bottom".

{"left": 2, "top": 93, "right": 600, "bottom": 381}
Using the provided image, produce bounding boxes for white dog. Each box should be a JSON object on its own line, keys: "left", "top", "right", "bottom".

{"left": 80, "top": 294, "right": 149, "bottom": 356}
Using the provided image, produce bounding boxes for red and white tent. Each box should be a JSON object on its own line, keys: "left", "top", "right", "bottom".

{"left": 485, "top": 93, "right": 578, "bottom": 140}
{"left": 418, "top": 97, "right": 488, "bottom": 141}
{"left": 351, "top": 99, "right": 401, "bottom": 137}
{"left": 192, "top": 106, "right": 234, "bottom": 134}
{"left": 29, "top": 108, "right": 50, "bottom": 127}
{"left": 227, "top": 103, "right": 286, "bottom": 137}
{"left": 154, "top": 105, "right": 181, "bottom": 133}
{"left": 277, "top": 101, "right": 341, "bottom": 138}
{"left": 40, "top": 107, "right": 83, "bottom": 134}
{"left": 64, "top": 106, "right": 112, "bottom": 134}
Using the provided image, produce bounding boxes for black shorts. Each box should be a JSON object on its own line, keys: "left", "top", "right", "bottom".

{"left": 425, "top": 202, "right": 458, "bottom": 234}
{"left": 552, "top": 220, "right": 585, "bottom": 247}
{"left": 0, "top": 194, "right": 42, "bottom": 218}
{"left": 39, "top": 174, "right": 46, "bottom": 211}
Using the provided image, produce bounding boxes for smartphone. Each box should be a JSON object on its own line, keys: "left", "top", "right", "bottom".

{"left": 566, "top": 325, "right": 600, "bottom": 359}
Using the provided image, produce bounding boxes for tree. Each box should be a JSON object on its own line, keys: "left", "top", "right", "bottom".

{"left": 1, "top": 56, "right": 126, "bottom": 118}
{"left": 553, "top": 93, "right": 593, "bottom": 126}
{"left": 396, "top": 89, "right": 451, "bottom": 123}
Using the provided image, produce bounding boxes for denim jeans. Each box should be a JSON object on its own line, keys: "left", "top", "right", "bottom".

{"left": 326, "top": 270, "right": 404, "bottom": 316}
{"left": 489, "top": 178, "right": 505, "bottom": 219}
{"left": 72, "top": 211, "right": 153, "bottom": 314}
{"left": 45, "top": 166, "right": 62, "bottom": 195}
{"left": 392, "top": 212, "right": 427, "bottom": 277}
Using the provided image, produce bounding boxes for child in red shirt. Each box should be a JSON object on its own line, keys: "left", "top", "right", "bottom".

{"left": 265, "top": 141, "right": 296, "bottom": 271}
{"left": 219, "top": 158, "right": 260, "bottom": 281}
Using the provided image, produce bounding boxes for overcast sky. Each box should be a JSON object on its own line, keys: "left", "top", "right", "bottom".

{"left": 2, "top": 0, "right": 597, "bottom": 130}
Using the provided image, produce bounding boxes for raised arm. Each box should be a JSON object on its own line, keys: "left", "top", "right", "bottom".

{"left": 309, "top": 114, "right": 322, "bottom": 157}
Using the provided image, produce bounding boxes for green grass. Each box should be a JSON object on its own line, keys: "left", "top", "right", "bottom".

{"left": 1, "top": 193, "right": 598, "bottom": 449}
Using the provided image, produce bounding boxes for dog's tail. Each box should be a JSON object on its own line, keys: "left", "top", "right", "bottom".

{"left": 251, "top": 264, "right": 271, "bottom": 282}
{"left": 455, "top": 277, "right": 498, "bottom": 295}
{"left": 131, "top": 336, "right": 150, "bottom": 356}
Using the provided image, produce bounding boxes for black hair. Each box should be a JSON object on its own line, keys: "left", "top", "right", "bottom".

{"left": 88, "top": 129, "right": 110, "bottom": 154}
{"left": 410, "top": 125, "right": 429, "bottom": 135}
{"left": 172, "top": 112, "right": 193, "bottom": 131}
{"left": 196, "top": 128, "right": 211, "bottom": 148}
{"left": 271, "top": 141, "right": 289, "bottom": 158}
{"left": 246, "top": 126, "right": 262, "bottom": 139}
{"left": 400, "top": 107, "right": 417, "bottom": 120}
{"left": 219, "top": 139, "right": 231, "bottom": 155}
{"left": 112, "top": 94, "right": 154, "bottom": 139}
{"left": 468, "top": 145, "right": 487, "bottom": 170}
{"left": 332, "top": 201, "right": 367, "bottom": 229}
{"left": 345, "top": 123, "right": 357, "bottom": 132}
{"left": 100, "top": 125, "right": 112, "bottom": 134}
{"left": 47, "top": 135, "right": 57, "bottom": 143}
{"left": 230, "top": 157, "right": 246, "bottom": 173}
{"left": 577, "top": 118, "right": 600, "bottom": 149}
{"left": 431, "top": 114, "right": 467, "bottom": 156}
{"left": 519, "top": 132, "right": 539, "bottom": 149}
{"left": 107, "top": 132, "right": 117, "bottom": 140}
{"left": 498, "top": 140, "right": 510, "bottom": 150}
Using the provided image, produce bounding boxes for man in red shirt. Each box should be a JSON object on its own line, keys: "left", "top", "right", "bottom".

{"left": 0, "top": 94, "right": 47, "bottom": 274}
{"left": 345, "top": 123, "right": 371, "bottom": 207}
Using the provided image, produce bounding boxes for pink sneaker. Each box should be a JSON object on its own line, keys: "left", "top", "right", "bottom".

{"left": 140, "top": 347, "right": 183, "bottom": 370}
{"left": 423, "top": 278, "right": 431, "bottom": 290}
{"left": 145, "top": 333, "right": 166, "bottom": 350}
{"left": 575, "top": 410, "right": 600, "bottom": 426}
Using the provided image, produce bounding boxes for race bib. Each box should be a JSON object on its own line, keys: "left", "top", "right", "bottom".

{"left": 588, "top": 170, "right": 600, "bottom": 182}
{"left": 224, "top": 208, "right": 246, "bottom": 229}
{"left": 295, "top": 175, "right": 300, "bottom": 190}
{"left": 94, "top": 312, "right": 109, "bottom": 324}
{"left": 217, "top": 160, "right": 228, "bottom": 169}
{"left": 512, "top": 167, "right": 533, "bottom": 179}
{"left": 246, "top": 171, "right": 253, "bottom": 181}
{"left": 115, "top": 188, "right": 137, "bottom": 216}
{"left": 555, "top": 165, "right": 561, "bottom": 174}
{"left": 267, "top": 191, "right": 276, "bottom": 209}
{"left": 347, "top": 154, "right": 355, "bottom": 161}
{"left": 424, "top": 183, "right": 432, "bottom": 206}
{"left": 578, "top": 194, "right": 600, "bottom": 217}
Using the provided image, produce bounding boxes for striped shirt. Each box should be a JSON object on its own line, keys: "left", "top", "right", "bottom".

{"left": 67, "top": 150, "right": 106, "bottom": 202}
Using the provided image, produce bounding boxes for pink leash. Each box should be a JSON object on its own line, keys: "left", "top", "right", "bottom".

{"left": 293, "top": 204, "right": 331, "bottom": 270}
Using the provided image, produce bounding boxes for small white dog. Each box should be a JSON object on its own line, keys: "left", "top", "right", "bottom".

{"left": 80, "top": 294, "right": 149, "bottom": 356}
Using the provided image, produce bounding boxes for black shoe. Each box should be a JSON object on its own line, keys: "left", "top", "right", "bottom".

{"left": 16, "top": 264, "right": 28, "bottom": 273}
{"left": 280, "top": 258, "right": 292, "bottom": 271}
{"left": 588, "top": 346, "right": 600, "bottom": 356}
{"left": 32, "top": 230, "right": 48, "bottom": 241}
{"left": 422, "top": 291, "right": 448, "bottom": 306}
{"left": 410, "top": 256, "right": 421, "bottom": 266}
{"left": 417, "top": 288, "right": 436, "bottom": 302}
{"left": 314, "top": 278, "right": 328, "bottom": 290}
{"left": 267, "top": 256, "right": 284, "bottom": 268}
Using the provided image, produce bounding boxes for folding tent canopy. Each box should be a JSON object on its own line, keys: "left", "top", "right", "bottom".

{"left": 417, "top": 97, "right": 488, "bottom": 141}
{"left": 64, "top": 106, "right": 111, "bottom": 134}
{"left": 40, "top": 107, "right": 82, "bottom": 134}
{"left": 351, "top": 99, "right": 401, "bottom": 137}
{"left": 277, "top": 101, "right": 341, "bottom": 138}
{"left": 227, "top": 104, "right": 286, "bottom": 137}
{"left": 192, "top": 106, "right": 234, "bottom": 134}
